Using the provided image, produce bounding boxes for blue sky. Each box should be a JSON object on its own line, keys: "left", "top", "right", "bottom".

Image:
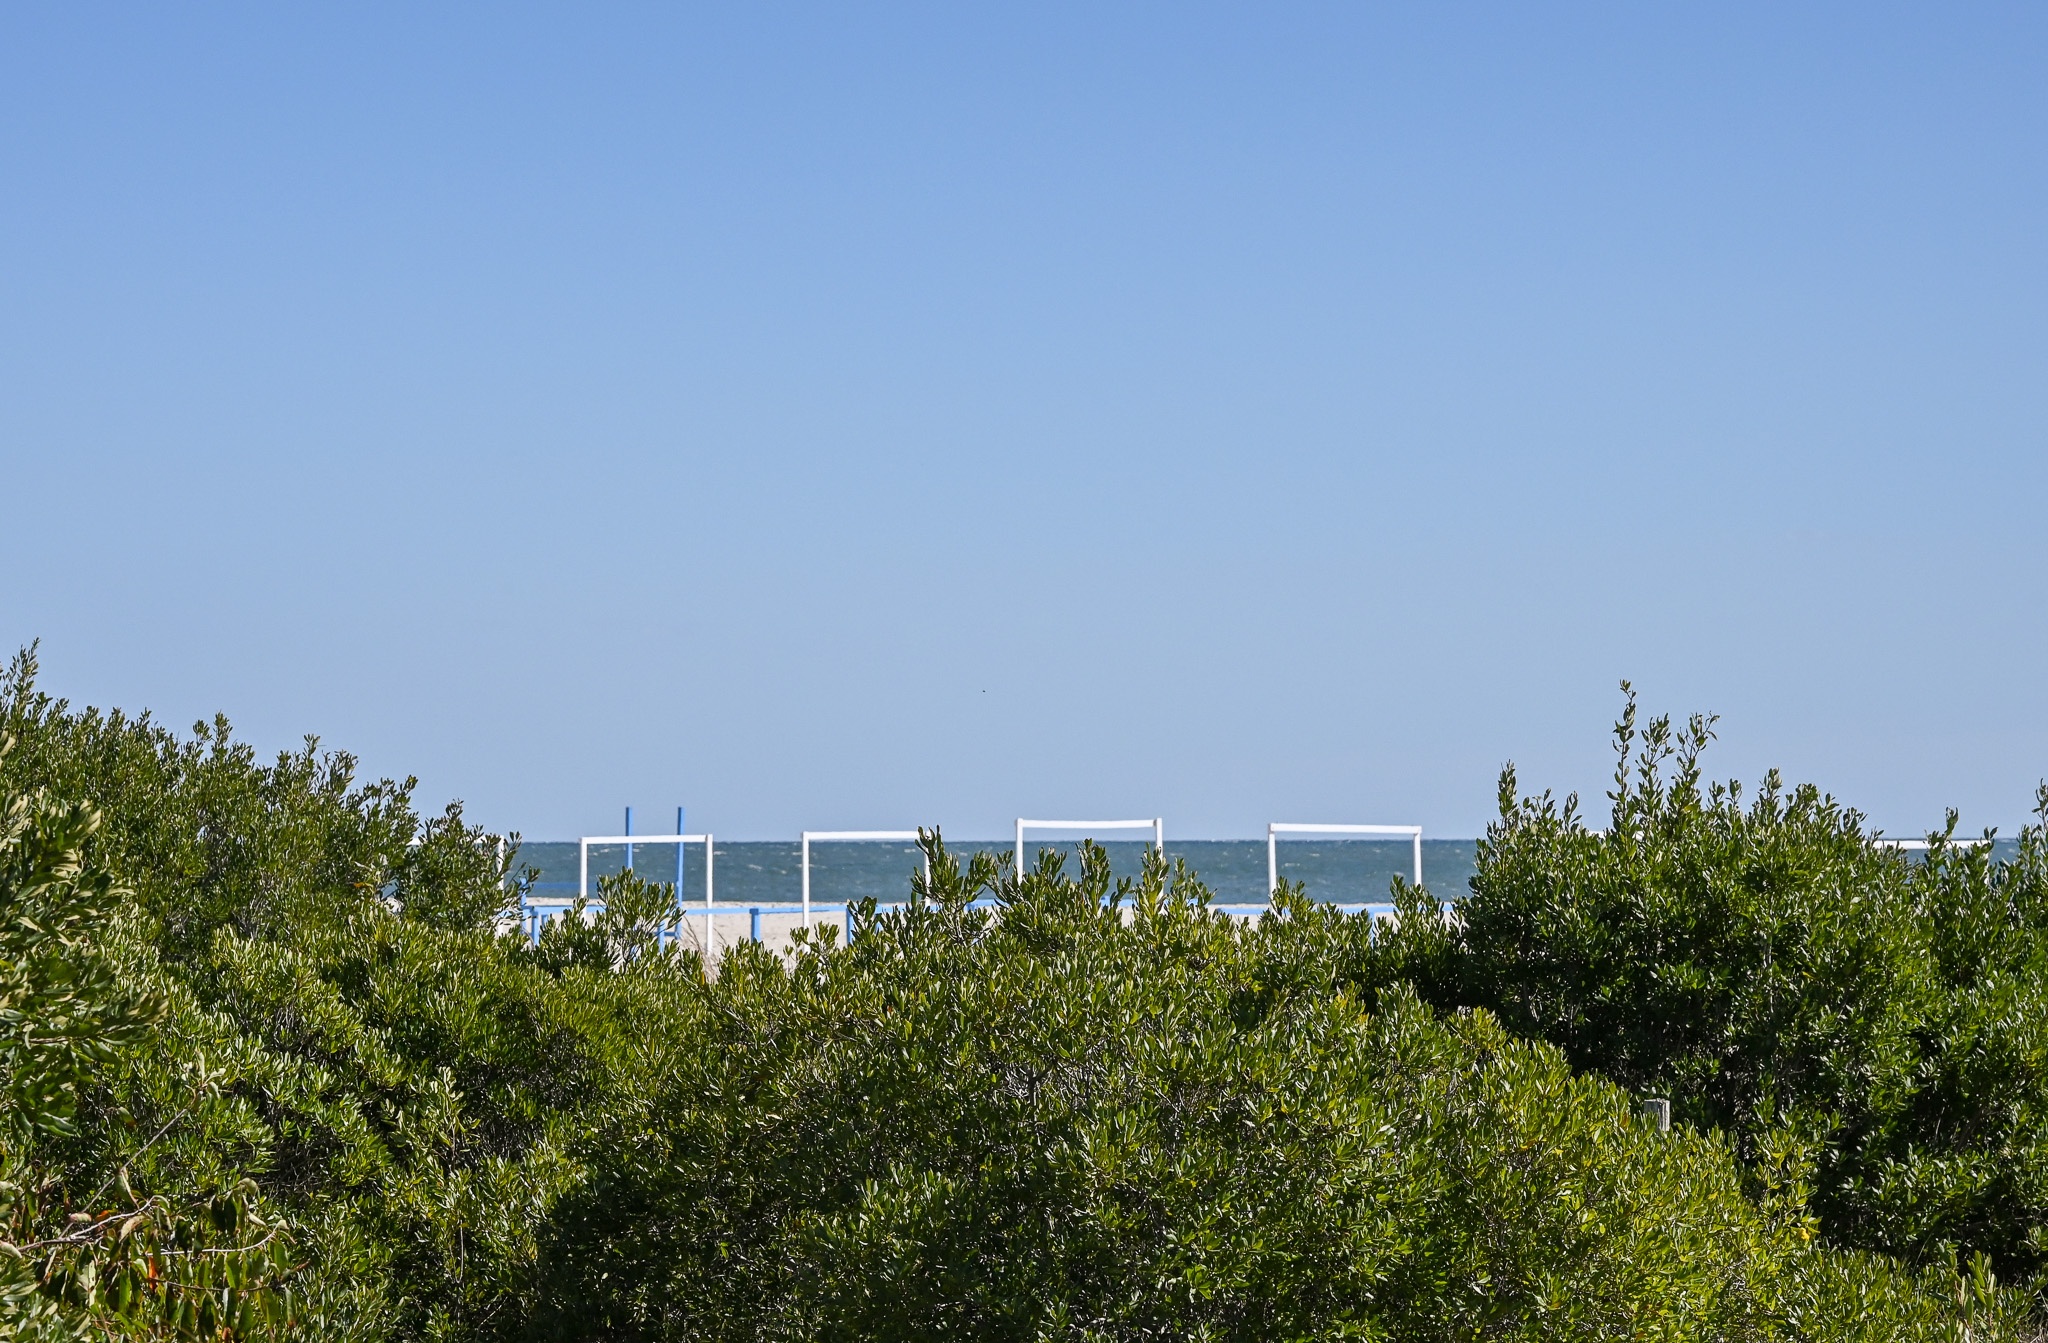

{"left": 3, "top": 4, "right": 2044, "bottom": 840}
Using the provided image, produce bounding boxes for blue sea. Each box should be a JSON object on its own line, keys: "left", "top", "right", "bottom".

{"left": 511, "top": 837, "right": 1482, "bottom": 908}
{"left": 510, "top": 834, "right": 2027, "bottom": 913}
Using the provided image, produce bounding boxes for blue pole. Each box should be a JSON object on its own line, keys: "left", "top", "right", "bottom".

{"left": 624, "top": 805, "right": 633, "bottom": 872}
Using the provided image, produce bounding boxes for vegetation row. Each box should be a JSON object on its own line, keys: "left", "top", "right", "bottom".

{"left": 2, "top": 652, "right": 2043, "bottom": 1340}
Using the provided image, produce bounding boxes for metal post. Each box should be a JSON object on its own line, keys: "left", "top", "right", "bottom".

{"left": 1015, "top": 818, "right": 1025, "bottom": 879}
{"left": 1268, "top": 824, "right": 1278, "bottom": 897}
{"left": 1413, "top": 831, "right": 1423, "bottom": 886}
{"left": 624, "top": 806, "right": 633, "bottom": 872}
{"left": 578, "top": 839, "right": 589, "bottom": 900}
{"left": 1154, "top": 818, "right": 1164, "bottom": 853}
{"left": 801, "top": 833, "right": 811, "bottom": 924}
{"left": 675, "top": 807, "right": 686, "bottom": 891}
{"left": 750, "top": 907, "right": 761, "bottom": 943}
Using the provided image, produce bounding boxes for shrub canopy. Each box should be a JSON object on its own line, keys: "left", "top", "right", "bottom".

{"left": 1375, "top": 686, "right": 2048, "bottom": 1298}
{"left": 0, "top": 652, "right": 2036, "bottom": 1340}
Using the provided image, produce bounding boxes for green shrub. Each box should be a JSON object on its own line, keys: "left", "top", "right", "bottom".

{"left": 3, "top": 647, "right": 2036, "bottom": 1339}
{"left": 0, "top": 733, "right": 300, "bottom": 1340}
{"left": 0, "top": 647, "right": 614, "bottom": 1339}
{"left": 533, "top": 842, "right": 2025, "bottom": 1341}
{"left": 1376, "top": 684, "right": 2048, "bottom": 1301}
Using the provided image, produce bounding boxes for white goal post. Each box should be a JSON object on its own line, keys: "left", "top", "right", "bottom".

{"left": 509, "top": 832, "right": 717, "bottom": 945}
{"left": 800, "top": 830, "right": 933, "bottom": 922}
{"left": 1015, "top": 817, "right": 1163, "bottom": 878}
{"left": 1268, "top": 823, "right": 1422, "bottom": 896}
{"left": 578, "top": 832, "right": 714, "bottom": 902}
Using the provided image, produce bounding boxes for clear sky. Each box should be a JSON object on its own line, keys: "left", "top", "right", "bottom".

{"left": 3, "top": 4, "right": 2044, "bottom": 841}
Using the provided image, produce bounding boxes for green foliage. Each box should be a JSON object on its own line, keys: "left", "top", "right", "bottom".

{"left": 0, "top": 733, "right": 297, "bottom": 1340}
{"left": 0, "top": 648, "right": 515, "bottom": 960}
{"left": 1, "top": 645, "right": 2040, "bottom": 1339}
{"left": 529, "top": 842, "right": 2024, "bottom": 1341}
{"left": 0, "top": 646, "right": 613, "bottom": 1339}
{"left": 1376, "top": 682, "right": 2048, "bottom": 1302}
{"left": 0, "top": 749, "right": 152, "bottom": 1145}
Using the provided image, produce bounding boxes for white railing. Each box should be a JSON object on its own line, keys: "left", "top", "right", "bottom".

{"left": 1015, "top": 817, "right": 1163, "bottom": 878}
{"left": 801, "top": 830, "right": 930, "bottom": 923}
{"left": 1268, "top": 823, "right": 1422, "bottom": 895}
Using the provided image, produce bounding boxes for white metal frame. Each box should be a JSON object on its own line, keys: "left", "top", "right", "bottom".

{"left": 1014, "top": 817, "right": 1163, "bottom": 878}
{"left": 578, "top": 833, "right": 714, "bottom": 902}
{"left": 578, "top": 832, "right": 717, "bottom": 954}
{"left": 800, "top": 830, "right": 932, "bottom": 923}
{"left": 1268, "top": 823, "right": 1422, "bottom": 896}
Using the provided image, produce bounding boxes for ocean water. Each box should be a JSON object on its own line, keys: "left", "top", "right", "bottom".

{"left": 512, "top": 837, "right": 1481, "bottom": 908}
{"left": 510, "top": 834, "right": 2027, "bottom": 912}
